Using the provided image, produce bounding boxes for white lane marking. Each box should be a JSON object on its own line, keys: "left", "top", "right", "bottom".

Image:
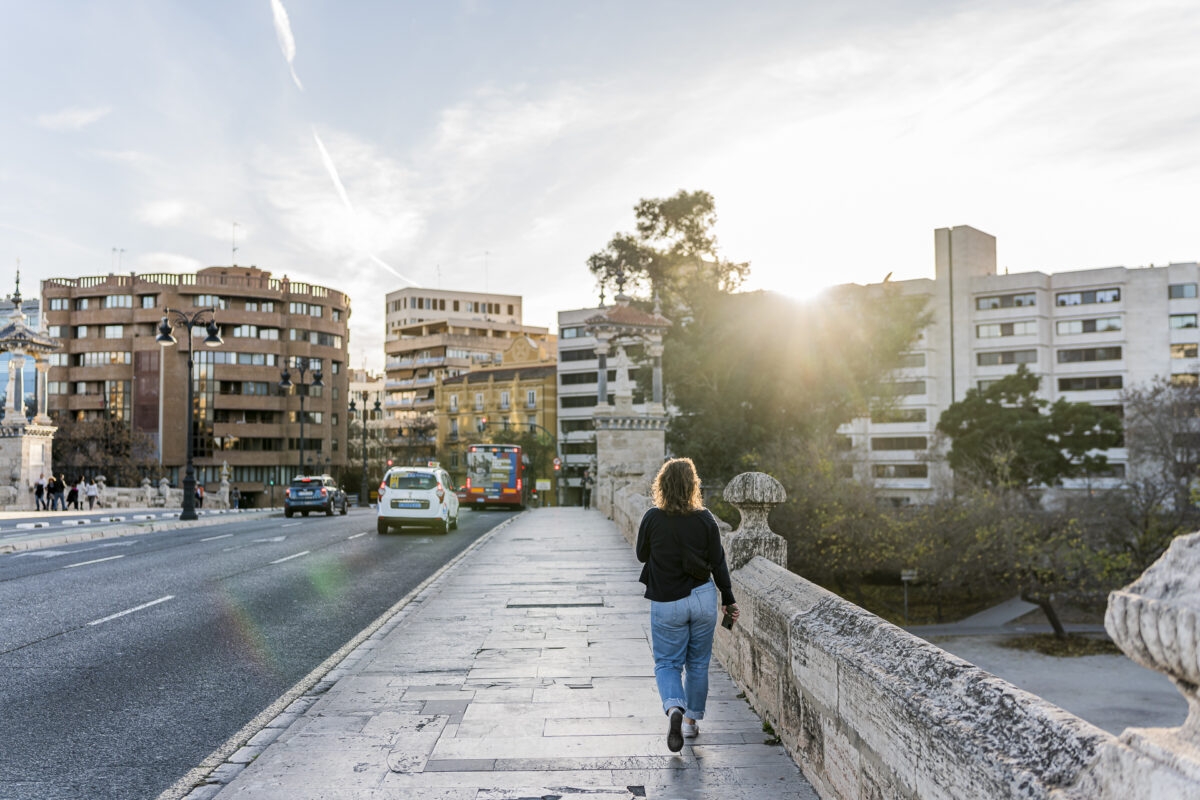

{"left": 280, "top": 522, "right": 302, "bottom": 528}
{"left": 14, "top": 549, "right": 71, "bottom": 558}
{"left": 269, "top": 550, "right": 310, "bottom": 565}
{"left": 254, "top": 536, "right": 287, "bottom": 543}
{"left": 63, "top": 554, "right": 125, "bottom": 569}
{"left": 347, "top": 532, "right": 368, "bottom": 540}
{"left": 88, "top": 595, "right": 174, "bottom": 626}
{"left": 200, "top": 533, "right": 233, "bottom": 542}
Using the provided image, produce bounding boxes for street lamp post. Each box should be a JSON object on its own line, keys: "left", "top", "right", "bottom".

{"left": 157, "top": 307, "right": 223, "bottom": 521}
{"left": 349, "top": 393, "right": 382, "bottom": 507}
{"left": 278, "top": 358, "right": 324, "bottom": 478}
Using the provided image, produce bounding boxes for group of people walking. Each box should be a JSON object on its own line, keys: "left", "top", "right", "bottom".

{"left": 32, "top": 473, "right": 101, "bottom": 511}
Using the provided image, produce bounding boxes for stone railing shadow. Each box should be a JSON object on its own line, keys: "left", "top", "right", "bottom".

{"left": 607, "top": 471, "right": 1200, "bottom": 800}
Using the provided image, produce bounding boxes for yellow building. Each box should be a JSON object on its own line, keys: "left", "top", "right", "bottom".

{"left": 435, "top": 337, "right": 558, "bottom": 499}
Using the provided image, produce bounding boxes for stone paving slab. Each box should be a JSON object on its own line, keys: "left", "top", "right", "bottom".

{"left": 208, "top": 507, "right": 816, "bottom": 800}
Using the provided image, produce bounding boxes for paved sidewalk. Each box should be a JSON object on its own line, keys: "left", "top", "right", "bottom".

{"left": 206, "top": 507, "right": 815, "bottom": 800}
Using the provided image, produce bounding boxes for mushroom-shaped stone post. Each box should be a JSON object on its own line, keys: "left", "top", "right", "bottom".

{"left": 722, "top": 472, "right": 787, "bottom": 571}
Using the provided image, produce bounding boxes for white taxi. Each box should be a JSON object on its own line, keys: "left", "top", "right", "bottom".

{"left": 376, "top": 466, "right": 460, "bottom": 535}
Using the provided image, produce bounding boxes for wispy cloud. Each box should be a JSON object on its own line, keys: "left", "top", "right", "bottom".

{"left": 269, "top": 0, "right": 303, "bottom": 90}
{"left": 36, "top": 106, "right": 112, "bottom": 131}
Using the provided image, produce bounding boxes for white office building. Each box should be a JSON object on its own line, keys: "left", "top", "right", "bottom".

{"left": 839, "top": 224, "right": 1199, "bottom": 504}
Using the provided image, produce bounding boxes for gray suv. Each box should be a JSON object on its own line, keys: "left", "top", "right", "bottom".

{"left": 284, "top": 475, "right": 348, "bottom": 517}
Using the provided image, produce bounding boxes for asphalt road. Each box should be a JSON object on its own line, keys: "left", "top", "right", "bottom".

{"left": 0, "top": 507, "right": 517, "bottom": 800}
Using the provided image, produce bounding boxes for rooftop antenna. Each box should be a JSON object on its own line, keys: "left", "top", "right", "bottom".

{"left": 232, "top": 222, "right": 240, "bottom": 266}
{"left": 436, "top": 264, "right": 441, "bottom": 290}
{"left": 112, "top": 247, "right": 125, "bottom": 271}
{"left": 484, "top": 250, "right": 490, "bottom": 320}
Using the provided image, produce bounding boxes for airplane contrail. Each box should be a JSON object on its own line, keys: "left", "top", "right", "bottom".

{"left": 311, "top": 128, "right": 418, "bottom": 286}
{"left": 270, "top": 0, "right": 304, "bottom": 90}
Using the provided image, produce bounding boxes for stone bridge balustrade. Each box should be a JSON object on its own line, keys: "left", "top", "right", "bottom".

{"left": 603, "top": 469, "right": 1200, "bottom": 800}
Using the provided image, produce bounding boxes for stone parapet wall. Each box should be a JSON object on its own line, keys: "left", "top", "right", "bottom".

{"left": 603, "top": 471, "right": 1200, "bottom": 800}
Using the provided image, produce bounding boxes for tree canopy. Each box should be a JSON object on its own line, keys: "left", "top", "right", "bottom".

{"left": 935, "top": 365, "right": 1122, "bottom": 489}
{"left": 587, "top": 189, "right": 749, "bottom": 311}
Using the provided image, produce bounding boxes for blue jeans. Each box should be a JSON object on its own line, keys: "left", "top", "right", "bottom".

{"left": 650, "top": 581, "right": 718, "bottom": 720}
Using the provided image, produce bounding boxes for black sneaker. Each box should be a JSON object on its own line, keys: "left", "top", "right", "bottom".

{"left": 667, "top": 708, "right": 684, "bottom": 752}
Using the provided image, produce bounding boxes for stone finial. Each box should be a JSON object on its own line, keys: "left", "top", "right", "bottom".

{"left": 725, "top": 472, "right": 786, "bottom": 536}
{"left": 722, "top": 472, "right": 787, "bottom": 570}
{"left": 1108, "top": 534, "right": 1200, "bottom": 729}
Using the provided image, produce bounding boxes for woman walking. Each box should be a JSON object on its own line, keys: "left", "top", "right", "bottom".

{"left": 636, "top": 457, "right": 738, "bottom": 752}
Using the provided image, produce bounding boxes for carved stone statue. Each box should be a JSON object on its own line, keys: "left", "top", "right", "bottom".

{"left": 142, "top": 476, "right": 155, "bottom": 507}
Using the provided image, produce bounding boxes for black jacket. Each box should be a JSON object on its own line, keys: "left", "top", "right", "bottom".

{"left": 636, "top": 507, "right": 735, "bottom": 607}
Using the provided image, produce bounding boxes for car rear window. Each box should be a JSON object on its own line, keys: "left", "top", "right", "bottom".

{"left": 291, "top": 478, "right": 319, "bottom": 487}
{"left": 387, "top": 473, "right": 437, "bottom": 490}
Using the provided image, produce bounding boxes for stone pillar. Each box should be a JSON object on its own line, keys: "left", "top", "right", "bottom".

{"left": 721, "top": 472, "right": 787, "bottom": 570}
{"left": 7, "top": 353, "right": 25, "bottom": 420}
{"left": 33, "top": 359, "right": 50, "bottom": 424}
{"left": 648, "top": 339, "right": 664, "bottom": 406}
{"left": 594, "top": 336, "right": 611, "bottom": 407}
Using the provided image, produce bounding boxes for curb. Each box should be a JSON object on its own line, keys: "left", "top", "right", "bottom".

{"left": 158, "top": 511, "right": 528, "bottom": 800}
{"left": 0, "top": 510, "right": 282, "bottom": 554}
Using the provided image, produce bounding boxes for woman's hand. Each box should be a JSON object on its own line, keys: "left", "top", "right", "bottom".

{"left": 722, "top": 604, "right": 740, "bottom": 625}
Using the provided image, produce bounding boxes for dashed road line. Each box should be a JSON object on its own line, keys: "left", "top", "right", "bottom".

{"left": 269, "top": 550, "right": 310, "bottom": 565}
{"left": 347, "top": 532, "right": 368, "bottom": 540}
{"left": 88, "top": 595, "right": 174, "bottom": 626}
{"left": 200, "top": 533, "right": 233, "bottom": 542}
{"left": 63, "top": 554, "right": 125, "bottom": 569}
{"left": 280, "top": 522, "right": 302, "bottom": 528}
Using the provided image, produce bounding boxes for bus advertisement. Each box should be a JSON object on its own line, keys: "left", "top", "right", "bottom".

{"left": 464, "top": 444, "right": 528, "bottom": 508}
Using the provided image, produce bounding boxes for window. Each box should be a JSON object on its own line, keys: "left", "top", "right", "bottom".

{"left": 232, "top": 324, "right": 258, "bottom": 338}
{"left": 977, "top": 349, "right": 1037, "bottom": 366}
{"left": 475, "top": 393, "right": 484, "bottom": 411}
{"left": 508, "top": 304, "right": 514, "bottom": 315}
{"left": 500, "top": 391, "right": 510, "bottom": 410}
{"left": 976, "top": 293, "right": 1036, "bottom": 310}
{"left": 527, "top": 389, "right": 537, "bottom": 408}
{"left": 258, "top": 327, "right": 279, "bottom": 340}
{"left": 897, "top": 353, "right": 925, "bottom": 368}
{"left": 561, "top": 394, "right": 612, "bottom": 408}
{"left": 1170, "top": 284, "right": 1198, "bottom": 299}
{"left": 978, "top": 380, "right": 1001, "bottom": 391}
{"left": 870, "top": 437, "right": 928, "bottom": 451}
{"left": 331, "top": 361, "right": 340, "bottom": 374}
{"left": 450, "top": 394, "right": 458, "bottom": 411}
{"left": 140, "top": 295, "right": 157, "bottom": 308}
{"left": 101, "top": 295, "right": 132, "bottom": 309}
{"left": 1058, "top": 376, "right": 1123, "bottom": 391}
{"left": 1055, "top": 288, "right": 1121, "bottom": 306}
{"left": 74, "top": 298, "right": 90, "bottom": 310}
{"left": 102, "top": 325, "right": 124, "bottom": 339}
{"left": 872, "top": 464, "right": 928, "bottom": 479}
{"left": 48, "top": 325, "right": 67, "bottom": 338}
{"left": 560, "top": 348, "right": 596, "bottom": 362}
{"left": 1171, "top": 314, "right": 1199, "bottom": 329}
{"left": 560, "top": 418, "right": 594, "bottom": 432}
{"left": 72, "top": 352, "right": 132, "bottom": 366}
{"left": 48, "top": 354, "right": 68, "bottom": 367}
{"left": 893, "top": 380, "right": 926, "bottom": 395}
{"left": 1172, "top": 374, "right": 1199, "bottom": 387}
{"left": 193, "top": 294, "right": 228, "bottom": 309}
{"left": 976, "top": 321, "right": 1037, "bottom": 338}
{"left": 49, "top": 298, "right": 68, "bottom": 311}
{"left": 870, "top": 407, "right": 927, "bottom": 423}
{"left": 562, "top": 370, "right": 617, "bottom": 385}
{"left": 1057, "top": 347, "right": 1122, "bottom": 363}
{"left": 1056, "top": 317, "right": 1122, "bottom": 335}
{"left": 219, "top": 381, "right": 271, "bottom": 395}
{"left": 1172, "top": 343, "right": 1198, "bottom": 359}
{"left": 332, "top": 309, "right": 342, "bottom": 321}
{"left": 243, "top": 300, "right": 276, "bottom": 313}
{"left": 288, "top": 329, "right": 342, "bottom": 347}
{"left": 235, "top": 352, "right": 277, "bottom": 366}
{"left": 561, "top": 326, "right": 582, "bottom": 339}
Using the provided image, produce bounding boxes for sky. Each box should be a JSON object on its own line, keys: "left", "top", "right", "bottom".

{"left": 2, "top": 0, "right": 1198, "bottom": 370}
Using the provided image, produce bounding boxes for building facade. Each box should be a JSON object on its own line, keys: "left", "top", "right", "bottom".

{"left": 382, "top": 288, "right": 551, "bottom": 463}
{"left": 434, "top": 336, "right": 558, "bottom": 492}
{"left": 842, "top": 224, "right": 1200, "bottom": 504}
{"left": 41, "top": 267, "right": 351, "bottom": 504}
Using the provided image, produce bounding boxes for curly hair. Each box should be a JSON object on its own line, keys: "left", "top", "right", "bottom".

{"left": 652, "top": 457, "right": 704, "bottom": 515}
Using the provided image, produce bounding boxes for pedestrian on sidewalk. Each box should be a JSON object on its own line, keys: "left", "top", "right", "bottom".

{"left": 582, "top": 469, "right": 594, "bottom": 510}
{"left": 636, "top": 457, "right": 738, "bottom": 753}
{"left": 85, "top": 478, "right": 99, "bottom": 510}
{"left": 66, "top": 478, "right": 79, "bottom": 510}
{"left": 48, "top": 475, "right": 64, "bottom": 511}
{"left": 33, "top": 473, "right": 46, "bottom": 511}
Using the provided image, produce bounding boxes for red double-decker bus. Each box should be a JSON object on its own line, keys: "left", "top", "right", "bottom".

{"left": 463, "top": 443, "right": 528, "bottom": 508}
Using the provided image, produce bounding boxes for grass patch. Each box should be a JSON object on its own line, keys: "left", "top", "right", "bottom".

{"left": 999, "top": 634, "right": 1122, "bottom": 657}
